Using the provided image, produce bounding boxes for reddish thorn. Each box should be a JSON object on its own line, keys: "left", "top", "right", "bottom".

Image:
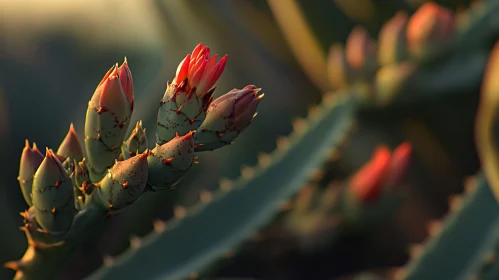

{"left": 122, "top": 182, "right": 129, "bottom": 189}
{"left": 162, "top": 157, "right": 174, "bottom": 166}
{"left": 51, "top": 207, "right": 57, "bottom": 214}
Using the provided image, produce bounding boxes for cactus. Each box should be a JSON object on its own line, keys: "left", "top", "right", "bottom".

{"left": 6, "top": 43, "right": 261, "bottom": 280}
{"left": 7, "top": 1, "right": 499, "bottom": 279}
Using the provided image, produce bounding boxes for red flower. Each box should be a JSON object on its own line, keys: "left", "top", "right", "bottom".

{"left": 172, "top": 43, "right": 227, "bottom": 97}
{"left": 350, "top": 143, "right": 412, "bottom": 203}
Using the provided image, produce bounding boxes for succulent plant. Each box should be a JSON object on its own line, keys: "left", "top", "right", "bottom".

{"left": 7, "top": 1, "right": 499, "bottom": 280}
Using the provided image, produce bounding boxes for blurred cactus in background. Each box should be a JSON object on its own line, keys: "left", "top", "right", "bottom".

{"left": 2, "top": 0, "right": 499, "bottom": 279}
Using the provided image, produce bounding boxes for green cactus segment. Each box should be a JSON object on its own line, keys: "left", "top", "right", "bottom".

{"left": 95, "top": 151, "right": 149, "bottom": 210}
{"left": 401, "top": 174, "right": 499, "bottom": 280}
{"left": 122, "top": 121, "right": 148, "bottom": 160}
{"left": 31, "top": 149, "right": 77, "bottom": 233}
{"left": 85, "top": 65, "right": 131, "bottom": 180}
{"left": 147, "top": 131, "right": 195, "bottom": 191}
{"left": 459, "top": 218, "right": 499, "bottom": 280}
{"left": 194, "top": 85, "right": 263, "bottom": 152}
{"left": 18, "top": 140, "right": 44, "bottom": 206}
{"left": 156, "top": 81, "right": 213, "bottom": 144}
{"left": 87, "top": 92, "right": 357, "bottom": 280}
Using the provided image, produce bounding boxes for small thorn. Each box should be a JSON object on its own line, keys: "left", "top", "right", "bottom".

{"left": 4, "top": 261, "right": 20, "bottom": 271}
{"left": 256, "top": 93, "right": 265, "bottom": 100}
{"left": 223, "top": 250, "right": 235, "bottom": 259}
{"left": 276, "top": 137, "right": 291, "bottom": 150}
{"left": 240, "top": 165, "right": 254, "bottom": 179}
{"left": 174, "top": 206, "right": 187, "bottom": 218}
{"left": 292, "top": 118, "right": 307, "bottom": 134}
{"left": 257, "top": 153, "right": 271, "bottom": 168}
{"left": 278, "top": 200, "right": 293, "bottom": 212}
{"left": 54, "top": 181, "right": 60, "bottom": 188}
{"left": 485, "top": 252, "right": 496, "bottom": 264}
{"left": 219, "top": 178, "right": 233, "bottom": 191}
{"left": 464, "top": 176, "right": 478, "bottom": 193}
{"left": 153, "top": 219, "right": 166, "bottom": 232}
{"left": 449, "top": 195, "right": 463, "bottom": 211}
{"left": 103, "top": 255, "right": 114, "bottom": 267}
{"left": 308, "top": 105, "right": 321, "bottom": 118}
{"left": 122, "top": 182, "right": 129, "bottom": 189}
{"left": 162, "top": 157, "right": 174, "bottom": 166}
{"left": 327, "top": 149, "right": 341, "bottom": 162}
{"left": 193, "top": 161, "right": 200, "bottom": 165}
{"left": 409, "top": 244, "right": 424, "bottom": 259}
{"left": 309, "top": 169, "right": 324, "bottom": 183}
{"left": 129, "top": 236, "right": 141, "bottom": 249}
{"left": 217, "top": 133, "right": 224, "bottom": 138}
{"left": 51, "top": 207, "right": 57, "bottom": 214}
{"left": 426, "top": 220, "right": 442, "bottom": 237}
{"left": 199, "top": 191, "right": 213, "bottom": 203}
{"left": 189, "top": 272, "right": 199, "bottom": 280}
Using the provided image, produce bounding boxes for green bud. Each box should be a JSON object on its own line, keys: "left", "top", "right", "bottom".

{"left": 194, "top": 85, "right": 263, "bottom": 152}
{"left": 18, "top": 140, "right": 44, "bottom": 206}
{"left": 95, "top": 151, "right": 149, "bottom": 210}
{"left": 378, "top": 11, "right": 409, "bottom": 66}
{"left": 57, "top": 123, "right": 83, "bottom": 165}
{"left": 122, "top": 120, "right": 148, "bottom": 160}
{"left": 147, "top": 132, "right": 195, "bottom": 191}
{"left": 32, "top": 148, "right": 76, "bottom": 233}
{"left": 73, "top": 158, "right": 93, "bottom": 195}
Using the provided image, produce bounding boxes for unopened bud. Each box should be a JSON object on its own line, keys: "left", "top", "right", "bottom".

{"left": 194, "top": 85, "right": 263, "bottom": 151}
{"left": 147, "top": 132, "right": 195, "bottom": 191}
{"left": 18, "top": 140, "right": 44, "bottom": 206}
{"left": 122, "top": 120, "right": 148, "bottom": 160}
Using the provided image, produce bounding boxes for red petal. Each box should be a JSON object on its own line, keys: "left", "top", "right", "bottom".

{"left": 350, "top": 146, "right": 391, "bottom": 203}
{"left": 174, "top": 54, "right": 191, "bottom": 85}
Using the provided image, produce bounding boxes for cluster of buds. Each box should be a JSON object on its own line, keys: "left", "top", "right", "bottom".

{"left": 327, "top": 2, "right": 455, "bottom": 104}
{"left": 19, "top": 124, "right": 84, "bottom": 233}
{"left": 17, "top": 43, "right": 263, "bottom": 235}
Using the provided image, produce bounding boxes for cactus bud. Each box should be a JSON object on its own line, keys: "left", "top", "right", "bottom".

{"left": 96, "top": 150, "right": 149, "bottom": 210}
{"left": 18, "top": 140, "right": 44, "bottom": 206}
{"left": 349, "top": 146, "right": 391, "bottom": 204}
{"left": 147, "top": 132, "right": 195, "bottom": 191}
{"left": 73, "top": 158, "right": 93, "bottom": 195}
{"left": 57, "top": 123, "right": 83, "bottom": 167}
{"left": 385, "top": 142, "right": 412, "bottom": 189}
{"left": 85, "top": 63, "right": 132, "bottom": 178}
{"left": 378, "top": 11, "right": 409, "bottom": 66}
{"left": 156, "top": 43, "right": 227, "bottom": 144}
{"left": 194, "top": 85, "right": 263, "bottom": 152}
{"left": 122, "top": 120, "right": 148, "bottom": 160}
{"left": 32, "top": 148, "right": 76, "bottom": 233}
{"left": 345, "top": 27, "right": 377, "bottom": 80}
{"left": 407, "top": 2, "right": 454, "bottom": 57}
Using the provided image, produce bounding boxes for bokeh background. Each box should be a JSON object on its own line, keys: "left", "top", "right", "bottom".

{"left": 0, "top": 0, "right": 481, "bottom": 279}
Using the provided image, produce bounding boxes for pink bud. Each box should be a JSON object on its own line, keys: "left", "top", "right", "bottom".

{"left": 117, "top": 58, "right": 134, "bottom": 109}
{"left": 345, "top": 27, "right": 377, "bottom": 71}
{"left": 90, "top": 65, "right": 128, "bottom": 120}
{"left": 407, "top": 2, "right": 454, "bottom": 57}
